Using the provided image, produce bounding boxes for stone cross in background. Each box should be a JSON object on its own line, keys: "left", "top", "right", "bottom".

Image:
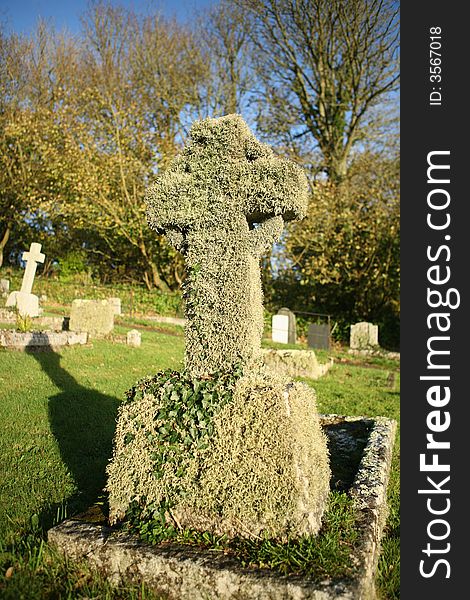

{"left": 6, "top": 242, "right": 45, "bottom": 317}
{"left": 146, "top": 114, "right": 308, "bottom": 378}
{"left": 20, "top": 243, "right": 45, "bottom": 295}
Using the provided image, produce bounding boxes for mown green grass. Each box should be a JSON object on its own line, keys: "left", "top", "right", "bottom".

{"left": 0, "top": 328, "right": 399, "bottom": 599}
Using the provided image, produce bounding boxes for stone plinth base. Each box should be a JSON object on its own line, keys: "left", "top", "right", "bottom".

{"left": 5, "top": 291, "right": 41, "bottom": 317}
{"left": 106, "top": 371, "right": 331, "bottom": 541}
{"left": 48, "top": 415, "right": 396, "bottom": 600}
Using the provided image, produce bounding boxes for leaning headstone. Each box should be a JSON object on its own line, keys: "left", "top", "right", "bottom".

{"left": 126, "top": 329, "right": 141, "bottom": 347}
{"left": 0, "top": 279, "right": 9, "bottom": 297}
{"left": 69, "top": 299, "right": 114, "bottom": 337}
{"left": 350, "top": 322, "right": 379, "bottom": 349}
{"left": 307, "top": 322, "right": 331, "bottom": 350}
{"left": 108, "top": 297, "right": 122, "bottom": 316}
{"left": 271, "top": 307, "right": 296, "bottom": 344}
{"left": 107, "top": 114, "right": 330, "bottom": 541}
{"left": 6, "top": 242, "right": 45, "bottom": 317}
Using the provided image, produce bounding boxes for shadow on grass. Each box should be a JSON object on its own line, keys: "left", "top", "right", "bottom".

{"left": 26, "top": 344, "right": 120, "bottom": 529}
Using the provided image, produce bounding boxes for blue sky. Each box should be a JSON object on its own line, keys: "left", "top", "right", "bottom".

{"left": 0, "top": 1, "right": 214, "bottom": 34}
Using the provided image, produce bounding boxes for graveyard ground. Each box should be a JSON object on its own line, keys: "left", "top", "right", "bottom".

{"left": 0, "top": 321, "right": 399, "bottom": 599}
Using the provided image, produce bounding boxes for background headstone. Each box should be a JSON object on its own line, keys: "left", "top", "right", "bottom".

{"left": 350, "top": 322, "right": 379, "bottom": 349}
{"left": 0, "top": 279, "right": 10, "bottom": 297}
{"left": 272, "top": 307, "right": 296, "bottom": 344}
{"left": 69, "top": 299, "right": 114, "bottom": 337}
{"left": 108, "top": 297, "right": 122, "bottom": 316}
{"left": 271, "top": 314, "right": 289, "bottom": 343}
{"left": 307, "top": 323, "right": 331, "bottom": 350}
{"left": 126, "top": 329, "right": 141, "bottom": 347}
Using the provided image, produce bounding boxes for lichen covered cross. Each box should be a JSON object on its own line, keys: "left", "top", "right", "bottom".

{"left": 146, "top": 114, "right": 308, "bottom": 378}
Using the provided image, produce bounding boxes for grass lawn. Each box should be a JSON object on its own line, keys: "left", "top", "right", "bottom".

{"left": 0, "top": 325, "right": 399, "bottom": 599}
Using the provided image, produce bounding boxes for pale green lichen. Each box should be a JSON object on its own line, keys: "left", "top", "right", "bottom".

{"left": 107, "top": 114, "right": 330, "bottom": 540}
{"left": 145, "top": 114, "right": 308, "bottom": 378}
{"left": 107, "top": 369, "right": 330, "bottom": 540}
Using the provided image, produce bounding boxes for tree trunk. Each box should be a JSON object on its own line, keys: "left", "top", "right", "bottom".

{"left": 0, "top": 224, "right": 11, "bottom": 269}
{"left": 149, "top": 259, "right": 170, "bottom": 292}
{"left": 138, "top": 240, "right": 170, "bottom": 292}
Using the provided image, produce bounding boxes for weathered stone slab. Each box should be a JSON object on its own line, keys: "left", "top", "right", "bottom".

{"left": 0, "top": 330, "right": 87, "bottom": 350}
{"left": 0, "top": 278, "right": 9, "bottom": 297}
{"left": 69, "top": 299, "right": 114, "bottom": 337}
{"left": 48, "top": 415, "right": 396, "bottom": 600}
{"left": 262, "top": 349, "right": 333, "bottom": 379}
{"left": 350, "top": 323, "right": 378, "bottom": 350}
{"left": 108, "top": 297, "right": 122, "bottom": 316}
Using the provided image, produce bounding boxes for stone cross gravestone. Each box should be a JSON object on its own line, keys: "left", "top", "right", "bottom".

{"left": 107, "top": 115, "right": 330, "bottom": 541}
{"left": 6, "top": 242, "right": 45, "bottom": 317}
{"left": 146, "top": 114, "right": 308, "bottom": 378}
{"left": 272, "top": 307, "right": 297, "bottom": 344}
{"left": 350, "top": 321, "right": 379, "bottom": 349}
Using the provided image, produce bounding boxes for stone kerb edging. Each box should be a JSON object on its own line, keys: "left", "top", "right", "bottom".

{"left": 144, "top": 315, "right": 186, "bottom": 326}
{"left": 48, "top": 415, "right": 397, "bottom": 600}
{"left": 0, "top": 330, "right": 87, "bottom": 350}
{"left": 348, "top": 348, "right": 400, "bottom": 360}
{"left": 0, "top": 309, "right": 70, "bottom": 331}
{"left": 321, "top": 415, "right": 397, "bottom": 600}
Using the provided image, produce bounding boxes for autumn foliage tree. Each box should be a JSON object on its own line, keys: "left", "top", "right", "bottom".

{"left": 1, "top": 4, "right": 206, "bottom": 289}
{"left": 235, "top": 0, "right": 400, "bottom": 343}
{"left": 242, "top": 0, "right": 399, "bottom": 182}
{"left": 0, "top": 0, "right": 400, "bottom": 342}
{"left": 272, "top": 148, "right": 400, "bottom": 344}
